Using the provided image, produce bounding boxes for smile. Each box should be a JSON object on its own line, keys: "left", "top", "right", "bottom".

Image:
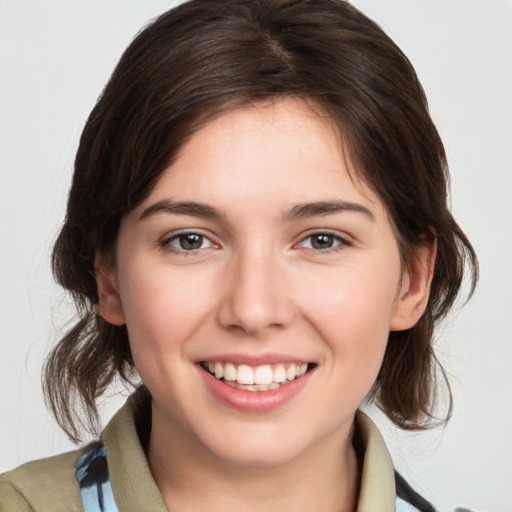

{"left": 201, "top": 361, "right": 310, "bottom": 392}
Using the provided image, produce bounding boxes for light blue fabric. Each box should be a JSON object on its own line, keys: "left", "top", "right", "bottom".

{"left": 396, "top": 496, "right": 422, "bottom": 512}
{"left": 75, "top": 444, "right": 118, "bottom": 512}
{"left": 75, "top": 443, "right": 425, "bottom": 512}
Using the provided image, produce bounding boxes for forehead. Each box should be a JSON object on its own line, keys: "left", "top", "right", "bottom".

{"left": 132, "top": 98, "right": 384, "bottom": 222}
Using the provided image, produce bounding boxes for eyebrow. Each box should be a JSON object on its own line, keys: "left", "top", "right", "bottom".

{"left": 139, "top": 198, "right": 375, "bottom": 223}
{"left": 139, "top": 199, "right": 226, "bottom": 221}
{"left": 284, "top": 200, "right": 375, "bottom": 222}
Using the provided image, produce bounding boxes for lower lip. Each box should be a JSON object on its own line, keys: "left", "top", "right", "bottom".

{"left": 198, "top": 365, "right": 313, "bottom": 412}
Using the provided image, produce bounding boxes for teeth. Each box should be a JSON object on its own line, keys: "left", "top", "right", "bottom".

{"left": 286, "top": 364, "right": 297, "bottom": 381}
{"left": 224, "top": 380, "right": 290, "bottom": 392}
{"left": 204, "top": 361, "right": 310, "bottom": 388}
{"left": 214, "top": 362, "right": 224, "bottom": 379}
{"left": 224, "top": 362, "right": 237, "bottom": 381}
{"left": 273, "top": 365, "right": 287, "bottom": 383}
{"left": 237, "top": 365, "right": 254, "bottom": 385}
{"left": 254, "top": 365, "right": 273, "bottom": 385}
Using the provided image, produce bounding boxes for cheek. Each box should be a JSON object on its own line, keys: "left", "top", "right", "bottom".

{"left": 301, "top": 262, "right": 400, "bottom": 331}
{"left": 116, "top": 261, "right": 217, "bottom": 364}
{"left": 297, "top": 259, "right": 401, "bottom": 377}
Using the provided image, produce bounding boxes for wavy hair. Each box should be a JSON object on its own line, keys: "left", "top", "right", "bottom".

{"left": 44, "top": 0, "right": 478, "bottom": 442}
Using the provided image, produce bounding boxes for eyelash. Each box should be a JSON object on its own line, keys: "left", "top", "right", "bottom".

{"left": 161, "top": 231, "right": 216, "bottom": 255}
{"left": 297, "top": 231, "right": 352, "bottom": 254}
{"left": 160, "top": 230, "right": 352, "bottom": 256}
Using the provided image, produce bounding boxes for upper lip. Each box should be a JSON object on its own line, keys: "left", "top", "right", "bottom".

{"left": 195, "top": 353, "right": 313, "bottom": 366}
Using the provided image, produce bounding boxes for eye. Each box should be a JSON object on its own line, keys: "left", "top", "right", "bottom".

{"left": 165, "top": 232, "right": 214, "bottom": 252}
{"left": 298, "top": 232, "right": 350, "bottom": 251}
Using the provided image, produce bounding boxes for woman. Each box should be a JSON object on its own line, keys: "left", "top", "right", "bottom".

{"left": 0, "top": 1, "right": 478, "bottom": 510}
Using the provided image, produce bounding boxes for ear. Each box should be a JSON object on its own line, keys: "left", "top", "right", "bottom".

{"left": 390, "top": 236, "right": 437, "bottom": 331}
{"left": 94, "top": 252, "right": 126, "bottom": 326}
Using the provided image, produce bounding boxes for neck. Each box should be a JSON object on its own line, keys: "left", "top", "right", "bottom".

{"left": 147, "top": 407, "right": 360, "bottom": 512}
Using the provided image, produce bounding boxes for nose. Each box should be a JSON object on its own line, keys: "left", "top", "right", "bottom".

{"left": 217, "top": 246, "right": 295, "bottom": 336}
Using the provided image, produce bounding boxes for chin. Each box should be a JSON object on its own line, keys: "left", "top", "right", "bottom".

{"left": 196, "top": 421, "right": 316, "bottom": 468}
{"left": 210, "top": 440, "right": 302, "bottom": 468}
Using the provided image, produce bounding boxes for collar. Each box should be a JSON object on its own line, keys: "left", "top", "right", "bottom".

{"left": 101, "top": 394, "right": 396, "bottom": 511}
{"left": 354, "top": 411, "right": 396, "bottom": 512}
{"left": 101, "top": 394, "right": 167, "bottom": 511}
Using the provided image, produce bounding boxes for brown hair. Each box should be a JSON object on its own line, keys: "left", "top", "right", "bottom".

{"left": 44, "top": 0, "right": 478, "bottom": 442}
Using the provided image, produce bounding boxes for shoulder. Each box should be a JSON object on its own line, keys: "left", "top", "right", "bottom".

{"left": 0, "top": 448, "right": 86, "bottom": 512}
{"left": 395, "top": 471, "right": 436, "bottom": 512}
{"left": 354, "top": 411, "right": 437, "bottom": 512}
{"left": 0, "top": 391, "right": 150, "bottom": 512}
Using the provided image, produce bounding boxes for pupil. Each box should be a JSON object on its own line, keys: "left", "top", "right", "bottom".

{"left": 180, "top": 234, "right": 202, "bottom": 250}
{"left": 312, "top": 234, "right": 333, "bottom": 249}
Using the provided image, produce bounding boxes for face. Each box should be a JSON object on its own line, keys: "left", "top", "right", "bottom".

{"left": 97, "top": 98, "right": 430, "bottom": 468}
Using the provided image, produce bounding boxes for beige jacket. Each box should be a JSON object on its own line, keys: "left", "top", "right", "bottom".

{"left": 0, "top": 396, "right": 404, "bottom": 512}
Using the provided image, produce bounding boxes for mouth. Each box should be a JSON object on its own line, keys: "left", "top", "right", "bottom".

{"left": 200, "top": 361, "right": 315, "bottom": 392}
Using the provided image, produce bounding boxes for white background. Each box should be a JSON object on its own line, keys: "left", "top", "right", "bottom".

{"left": 0, "top": 1, "right": 511, "bottom": 511}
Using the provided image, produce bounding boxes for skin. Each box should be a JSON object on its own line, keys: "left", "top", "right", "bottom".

{"left": 96, "top": 98, "right": 435, "bottom": 511}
